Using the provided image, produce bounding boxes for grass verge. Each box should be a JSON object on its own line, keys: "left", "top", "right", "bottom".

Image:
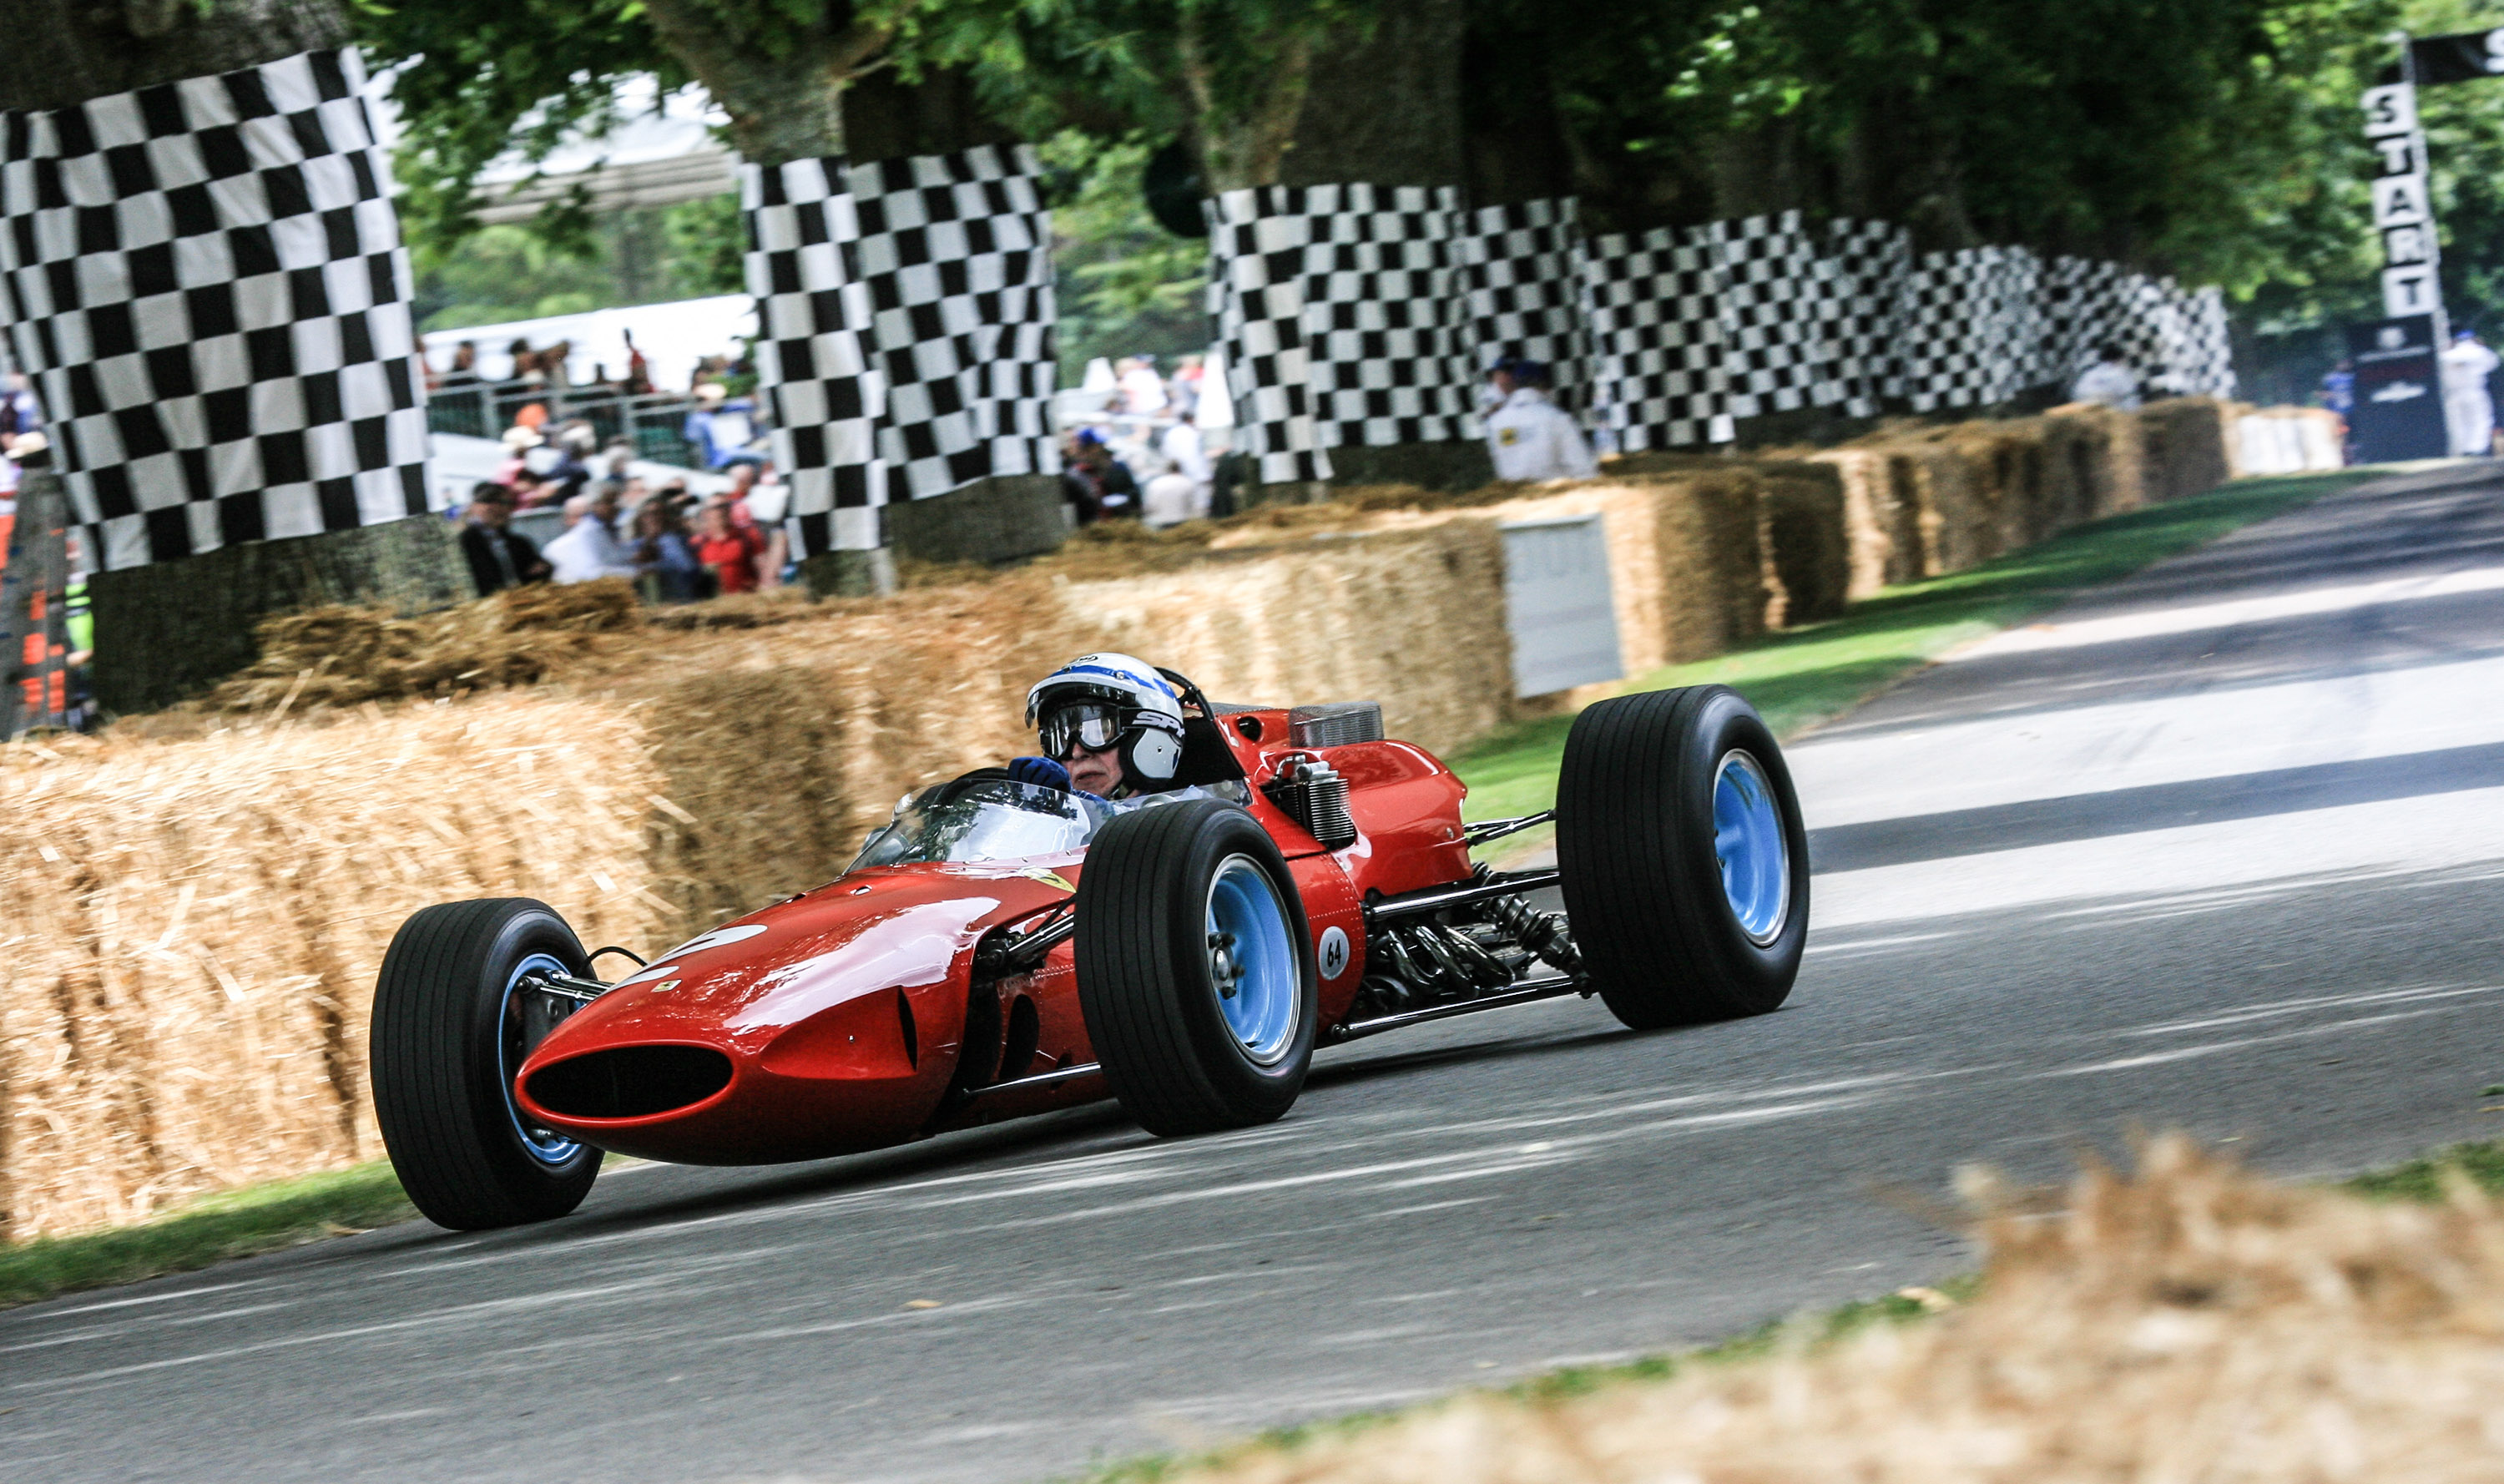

{"left": 1451, "top": 468, "right": 2379, "bottom": 823}
{"left": 0, "top": 1160, "right": 412, "bottom": 1310}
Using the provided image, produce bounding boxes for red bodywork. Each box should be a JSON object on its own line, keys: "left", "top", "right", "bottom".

{"left": 513, "top": 709, "right": 1471, "bottom": 1164}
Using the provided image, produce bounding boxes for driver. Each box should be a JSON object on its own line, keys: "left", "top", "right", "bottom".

{"left": 1007, "top": 653, "right": 1194, "bottom": 800}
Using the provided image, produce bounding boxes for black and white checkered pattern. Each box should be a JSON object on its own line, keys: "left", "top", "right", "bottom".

{"left": 1462, "top": 199, "right": 1591, "bottom": 415}
{"left": 2178, "top": 285, "right": 2235, "bottom": 398}
{"left": 1205, "top": 188, "right": 1332, "bottom": 483}
{"left": 744, "top": 157, "right": 882, "bottom": 554}
{"left": 1896, "top": 246, "right": 2048, "bottom": 412}
{"left": 1712, "top": 213, "right": 1829, "bottom": 420}
{"left": 1817, "top": 219, "right": 1911, "bottom": 415}
{"left": 846, "top": 145, "right": 1056, "bottom": 502}
{"left": 0, "top": 48, "right": 429, "bottom": 572}
{"left": 1578, "top": 225, "right": 1728, "bottom": 451}
{"left": 2042, "top": 255, "right": 2123, "bottom": 387}
{"left": 1294, "top": 184, "right": 1473, "bottom": 448}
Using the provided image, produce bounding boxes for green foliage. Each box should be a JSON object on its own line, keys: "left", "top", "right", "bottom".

{"left": 1041, "top": 131, "right": 1209, "bottom": 376}
{"left": 663, "top": 194, "right": 751, "bottom": 299}
{"left": 2349, "top": 1136, "right": 2504, "bottom": 1200}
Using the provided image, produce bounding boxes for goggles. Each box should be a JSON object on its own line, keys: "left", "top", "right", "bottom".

{"left": 1038, "top": 703, "right": 1131, "bottom": 760}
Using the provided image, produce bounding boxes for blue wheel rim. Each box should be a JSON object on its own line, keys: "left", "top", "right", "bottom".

{"left": 1206, "top": 856, "right": 1301, "bottom": 1066}
{"left": 1712, "top": 750, "right": 1791, "bottom": 946}
{"left": 500, "top": 953, "right": 583, "bottom": 1165}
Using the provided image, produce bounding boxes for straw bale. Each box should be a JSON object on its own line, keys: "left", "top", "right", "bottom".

{"left": 1752, "top": 464, "right": 1851, "bottom": 628}
{"left": 2139, "top": 396, "right": 2235, "bottom": 503}
{"left": 1803, "top": 448, "right": 1920, "bottom": 598}
{"left": 1146, "top": 1135, "right": 2504, "bottom": 1484}
{"left": 203, "top": 578, "right": 641, "bottom": 712}
{"left": 1866, "top": 433, "right": 2001, "bottom": 576}
{"left": 1060, "top": 522, "right": 1516, "bottom": 755}
{"left": 0, "top": 694, "right": 660, "bottom": 1236}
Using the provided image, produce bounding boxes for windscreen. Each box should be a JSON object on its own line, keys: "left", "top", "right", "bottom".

{"left": 847, "top": 780, "right": 1113, "bottom": 871}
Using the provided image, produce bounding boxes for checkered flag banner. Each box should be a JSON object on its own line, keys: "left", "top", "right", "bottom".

{"left": 0, "top": 48, "right": 431, "bottom": 572}
{"left": 1294, "top": 184, "right": 1474, "bottom": 449}
{"left": 1711, "top": 213, "right": 1830, "bottom": 421}
{"left": 1819, "top": 219, "right": 1912, "bottom": 414}
{"left": 744, "top": 157, "right": 883, "bottom": 555}
{"left": 1462, "top": 199, "right": 1592, "bottom": 416}
{"left": 1205, "top": 188, "right": 1332, "bottom": 483}
{"left": 1578, "top": 225, "right": 1729, "bottom": 452}
{"left": 846, "top": 145, "right": 1057, "bottom": 502}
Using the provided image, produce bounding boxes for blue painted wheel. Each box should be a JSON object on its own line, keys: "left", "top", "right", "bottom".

{"left": 1556, "top": 685, "right": 1808, "bottom": 1027}
{"left": 500, "top": 954, "right": 583, "bottom": 1166}
{"left": 1206, "top": 854, "right": 1303, "bottom": 1066}
{"left": 1712, "top": 750, "right": 1790, "bottom": 946}
{"left": 373, "top": 899, "right": 603, "bottom": 1229}
{"left": 1074, "top": 800, "right": 1319, "bottom": 1136}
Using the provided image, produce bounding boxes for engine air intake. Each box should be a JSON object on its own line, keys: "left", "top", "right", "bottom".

{"left": 525, "top": 1045, "right": 734, "bottom": 1120}
{"left": 1287, "top": 701, "right": 1383, "bottom": 750}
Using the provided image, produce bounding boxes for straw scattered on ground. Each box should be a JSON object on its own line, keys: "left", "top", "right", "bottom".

{"left": 1116, "top": 1134, "right": 2504, "bottom": 1484}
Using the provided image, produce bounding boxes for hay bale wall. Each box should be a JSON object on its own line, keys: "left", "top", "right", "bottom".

{"left": 2138, "top": 396, "right": 2234, "bottom": 503}
{"left": 0, "top": 696, "right": 663, "bottom": 1237}
{"left": 1752, "top": 464, "right": 1852, "bottom": 627}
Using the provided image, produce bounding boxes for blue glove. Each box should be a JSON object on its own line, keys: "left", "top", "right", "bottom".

{"left": 1007, "top": 755, "right": 1071, "bottom": 791}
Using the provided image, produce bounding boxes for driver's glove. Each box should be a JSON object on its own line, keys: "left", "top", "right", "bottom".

{"left": 1007, "top": 756, "right": 1072, "bottom": 791}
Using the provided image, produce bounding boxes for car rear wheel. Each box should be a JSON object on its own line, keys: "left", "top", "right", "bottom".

{"left": 371, "top": 898, "right": 603, "bottom": 1229}
{"left": 1556, "top": 685, "right": 1809, "bottom": 1028}
{"left": 1074, "top": 800, "right": 1318, "bottom": 1135}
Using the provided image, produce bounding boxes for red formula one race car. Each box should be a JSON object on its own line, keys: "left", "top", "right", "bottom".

{"left": 369, "top": 678, "right": 1810, "bottom": 1229}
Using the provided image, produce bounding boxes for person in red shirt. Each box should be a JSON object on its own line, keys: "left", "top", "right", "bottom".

{"left": 692, "top": 502, "right": 763, "bottom": 596}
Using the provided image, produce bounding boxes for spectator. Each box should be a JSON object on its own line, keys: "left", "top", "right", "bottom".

{"left": 508, "top": 338, "right": 541, "bottom": 384}
{"left": 1483, "top": 357, "right": 1598, "bottom": 482}
{"left": 692, "top": 502, "right": 764, "bottom": 594}
{"left": 548, "top": 421, "right": 599, "bottom": 500}
{"left": 684, "top": 383, "right": 760, "bottom": 470}
{"left": 543, "top": 487, "right": 639, "bottom": 583}
{"left": 1061, "top": 427, "right": 1140, "bottom": 523}
{"left": 633, "top": 498, "right": 706, "bottom": 603}
{"left": 2070, "top": 344, "right": 2141, "bottom": 409}
{"left": 508, "top": 468, "right": 556, "bottom": 510}
{"left": 1116, "top": 356, "right": 1169, "bottom": 416}
{"left": 437, "top": 341, "right": 481, "bottom": 392}
{"left": 3, "top": 370, "right": 43, "bottom": 449}
{"left": 744, "top": 466, "right": 792, "bottom": 590}
{"left": 542, "top": 339, "right": 574, "bottom": 393}
{"left": 457, "top": 483, "right": 550, "bottom": 593}
{"left": 1169, "top": 353, "right": 1204, "bottom": 421}
{"left": 2441, "top": 328, "right": 2499, "bottom": 457}
{"left": 622, "top": 329, "right": 652, "bottom": 395}
{"left": 493, "top": 424, "right": 541, "bottom": 486}
{"left": 2319, "top": 358, "right": 2356, "bottom": 416}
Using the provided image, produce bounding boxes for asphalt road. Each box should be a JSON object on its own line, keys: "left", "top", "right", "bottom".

{"left": 12, "top": 463, "right": 2504, "bottom": 1484}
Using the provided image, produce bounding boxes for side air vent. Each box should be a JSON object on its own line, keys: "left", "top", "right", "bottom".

{"left": 1288, "top": 701, "right": 1383, "bottom": 750}
{"left": 525, "top": 1045, "right": 734, "bottom": 1119}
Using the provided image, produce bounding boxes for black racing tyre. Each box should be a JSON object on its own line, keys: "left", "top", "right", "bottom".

{"left": 1556, "top": 685, "right": 1809, "bottom": 1029}
{"left": 371, "top": 898, "right": 603, "bottom": 1229}
{"left": 1074, "top": 800, "right": 1319, "bottom": 1136}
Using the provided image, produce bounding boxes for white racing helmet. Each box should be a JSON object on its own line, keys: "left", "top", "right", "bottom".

{"left": 1026, "top": 653, "right": 1187, "bottom": 790}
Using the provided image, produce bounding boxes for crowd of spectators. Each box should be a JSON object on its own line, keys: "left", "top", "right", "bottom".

{"left": 1060, "top": 353, "right": 1229, "bottom": 529}
{"left": 457, "top": 424, "right": 791, "bottom": 603}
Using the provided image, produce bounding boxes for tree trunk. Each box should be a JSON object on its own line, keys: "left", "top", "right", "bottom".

{"left": 0, "top": 0, "right": 347, "bottom": 109}
{"left": 639, "top": 0, "right": 892, "bottom": 167}
{"left": 843, "top": 66, "right": 1018, "bottom": 164}
{"left": 87, "top": 517, "right": 475, "bottom": 714}
{"left": 1276, "top": 0, "right": 1465, "bottom": 189}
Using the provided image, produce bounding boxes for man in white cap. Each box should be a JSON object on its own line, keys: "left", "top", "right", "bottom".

{"left": 2441, "top": 328, "right": 2499, "bottom": 457}
{"left": 1482, "top": 357, "right": 1597, "bottom": 482}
